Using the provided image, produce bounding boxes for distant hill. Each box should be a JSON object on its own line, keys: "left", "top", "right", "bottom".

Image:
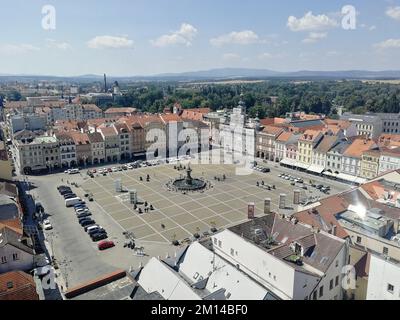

{"left": 1, "top": 68, "right": 400, "bottom": 82}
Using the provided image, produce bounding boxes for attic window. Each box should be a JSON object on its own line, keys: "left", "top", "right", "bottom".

{"left": 6, "top": 282, "right": 13, "bottom": 289}
{"left": 193, "top": 272, "right": 199, "bottom": 280}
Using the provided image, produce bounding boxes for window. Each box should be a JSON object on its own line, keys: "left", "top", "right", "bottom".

{"left": 230, "top": 248, "right": 234, "bottom": 256}
{"left": 383, "top": 247, "right": 389, "bottom": 256}
{"left": 12, "top": 253, "right": 18, "bottom": 261}
{"left": 388, "top": 284, "right": 394, "bottom": 293}
{"left": 319, "top": 286, "right": 324, "bottom": 297}
{"left": 330, "top": 279, "right": 334, "bottom": 290}
{"left": 218, "top": 240, "right": 222, "bottom": 247}
{"left": 313, "top": 291, "right": 317, "bottom": 300}
{"left": 335, "top": 276, "right": 339, "bottom": 287}
{"left": 1, "top": 256, "right": 6, "bottom": 264}
{"left": 356, "top": 236, "right": 362, "bottom": 244}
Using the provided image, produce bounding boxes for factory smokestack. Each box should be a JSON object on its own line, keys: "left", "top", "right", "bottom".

{"left": 104, "top": 73, "right": 107, "bottom": 93}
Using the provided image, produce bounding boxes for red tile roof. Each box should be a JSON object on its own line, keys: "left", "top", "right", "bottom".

{"left": 104, "top": 107, "right": 137, "bottom": 114}
{"left": 299, "top": 130, "right": 321, "bottom": 142}
{"left": 70, "top": 132, "right": 90, "bottom": 145}
{"left": 343, "top": 139, "right": 377, "bottom": 158}
{"left": 276, "top": 131, "right": 293, "bottom": 143}
{"left": 294, "top": 195, "right": 349, "bottom": 239}
{"left": 262, "top": 126, "right": 284, "bottom": 136}
{"left": 0, "top": 271, "right": 39, "bottom": 300}
{"left": 160, "top": 113, "right": 182, "bottom": 123}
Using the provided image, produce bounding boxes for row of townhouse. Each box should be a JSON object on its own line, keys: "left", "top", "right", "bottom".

{"left": 258, "top": 122, "right": 400, "bottom": 183}
{"left": 256, "top": 119, "right": 396, "bottom": 183}
{"left": 14, "top": 113, "right": 210, "bottom": 175}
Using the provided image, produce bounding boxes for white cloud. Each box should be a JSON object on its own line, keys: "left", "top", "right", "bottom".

{"left": 222, "top": 53, "right": 241, "bottom": 61}
{"left": 258, "top": 52, "right": 273, "bottom": 60}
{"left": 287, "top": 11, "right": 338, "bottom": 32}
{"left": 0, "top": 44, "right": 40, "bottom": 55}
{"left": 326, "top": 51, "right": 341, "bottom": 57}
{"left": 151, "top": 23, "right": 198, "bottom": 47}
{"left": 210, "top": 30, "right": 260, "bottom": 46}
{"left": 386, "top": 6, "right": 400, "bottom": 21}
{"left": 87, "top": 35, "right": 134, "bottom": 49}
{"left": 46, "top": 39, "right": 71, "bottom": 50}
{"left": 374, "top": 39, "right": 400, "bottom": 49}
{"left": 302, "top": 32, "right": 327, "bottom": 44}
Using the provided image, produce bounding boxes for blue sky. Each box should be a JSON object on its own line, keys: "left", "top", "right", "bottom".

{"left": 0, "top": 0, "right": 399, "bottom": 76}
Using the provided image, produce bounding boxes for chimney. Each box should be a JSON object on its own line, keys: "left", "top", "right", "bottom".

{"left": 264, "top": 198, "right": 271, "bottom": 215}
{"left": 331, "top": 224, "right": 337, "bottom": 236}
{"left": 279, "top": 194, "right": 286, "bottom": 210}
{"left": 293, "top": 190, "right": 301, "bottom": 205}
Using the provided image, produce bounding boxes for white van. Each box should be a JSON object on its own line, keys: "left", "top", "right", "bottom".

{"left": 68, "top": 169, "right": 80, "bottom": 175}
{"left": 65, "top": 197, "right": 82, "bottom": 207}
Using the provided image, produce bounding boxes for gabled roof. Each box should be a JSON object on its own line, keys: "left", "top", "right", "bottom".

{"left": 294, "top": 196, "right": 349, "bottom": 239}
{"left": 276, "top": 131, "right": 293, "bottom": 143}
{"left": 262, "top": 126, "right": 284, "bottom": 137}
{"left": 315, "top": 135, "right": 340, "bottom": 153}
{"left": 0, "top": 271, "right": 39, "bottom": 300}
{"left": 299, "top": 130, "right": 322, "bottom": 142}
{"left": 87, "top": 132, "right": 104, "bottom": 143}
{"left": 343, "top": 138, "right": 377, "bottom": 158}
{"left": 70, "top": 132, "right": 90, "bottom": 145}
{"left": 0, "top": 225, "right": 33, "bottom": 254}
{"left": 228, "top": 213, "right": 345, "bottom": 274}
{"left": 98, "top": 125, "right": 118, "bottom": 137}
{"left": 82, "top": 104, "right": 102, "bottom": 112}
{"left": 160, "top": 113, "right": 183, "bottom": 124}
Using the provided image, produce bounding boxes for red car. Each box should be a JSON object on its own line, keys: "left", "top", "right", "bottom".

{"left": 98, "top": 240, "right": 115, "bottom": 250}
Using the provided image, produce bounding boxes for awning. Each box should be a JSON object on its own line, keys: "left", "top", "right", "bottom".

{"left": 354, "top": 177, "right": 367, "bottom": 184}
{"left": 296, "top": 163, "right": 310, "bottom": 170}
{"left": 336, "top": 173, "right": 361, "bottom": 183}
{"left": 31, "top": 165, "right": 47, "bottom": 171}
{"left": 280, "top": 158, "right": 297, "bottom": 166}
{"left": 323, "top": 171, "right": 338, "bottom": 177}
{"left": 307, "top": 165, "right": 325, "bottom": 174}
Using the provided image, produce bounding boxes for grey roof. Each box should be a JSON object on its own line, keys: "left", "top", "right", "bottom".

{"left": 131, "top": 286, "right": 165, "bottom": 300}
{"left": 0, "top": 226, "right": 34, "bottom": 255}
{"left": 289, "top": 119, "right": 324, "bottom": 128}
{"left": 328, "top": 140, "right": 351, "bottom": 154}
{"left": 315, "top": 135, "right": 340, "bottom": 153}
{"left": 228, "top": 213, "right": 345, "bottom": 274}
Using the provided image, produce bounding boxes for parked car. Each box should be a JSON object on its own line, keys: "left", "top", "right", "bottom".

{"left": 98, "top": 240, "right": 115, "bottom": 250}
{"left": 80, "top": 219, "right": 96, "bottom": 227}
{"left": 77, "top": 212, "right": 92, "bottom": 219}
{"left": 86, "top": 225, "right": 102, "bottom": 233}
{"left": 65, "top": 197, "right": 82, "bottom": 207}
{"left": 88, "top": 227, "right": 106, "bottom": 235}
{"left": 91, "top": 232, "right": 108, "bottom": 242}
{"left": 43, "top": 220, "right": 53, "bottom": 230}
